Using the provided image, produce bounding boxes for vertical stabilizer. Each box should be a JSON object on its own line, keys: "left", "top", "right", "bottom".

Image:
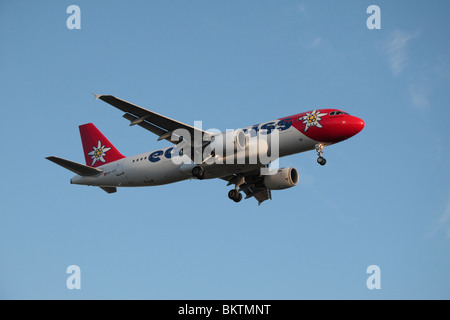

{"left": 79, "top": 123, "right": 125, "bottom": 167}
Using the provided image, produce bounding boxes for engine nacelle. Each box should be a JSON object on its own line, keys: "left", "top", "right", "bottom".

{"left": 210, "top": 129, "right": 248, "bottom": 155}
{"left": 263, "top": 167, "right": 299, "bottom": 190}
{"left": 234, "top": 129, "right": 248, "bottom": 150}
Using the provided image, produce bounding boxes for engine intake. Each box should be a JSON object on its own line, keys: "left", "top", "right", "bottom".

{"left": 263, "top": 167, "right": 299, "bottom": 190}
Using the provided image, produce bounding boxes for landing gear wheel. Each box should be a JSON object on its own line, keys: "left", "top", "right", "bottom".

{"left": 315, "top": 144, "right": 327, "bottom": 166}
{"left": 228, "top": 189, "right": 242, "bottom": 202}
{"left": 228, "top": 189, "right": 237, "bottom": 200}
{"left": 192, "top": 166, "right": 205, "bottom": 179}
{"left": 317, "top": 156, "right": 327, "bottom": 166}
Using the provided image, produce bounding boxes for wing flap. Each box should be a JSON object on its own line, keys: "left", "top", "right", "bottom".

{"left": 122, "top": 113, "right": 167, "bottom": 137}
{"left": 252, "top": 188, "right": 271, "bottom": 205}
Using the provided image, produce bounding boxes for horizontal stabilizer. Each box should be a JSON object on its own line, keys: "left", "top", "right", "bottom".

{"left": 100, "top": 186, "right": 117, "bottom": 194}
{"left": 46, "top": 156, "right": 102, "bottom": 176}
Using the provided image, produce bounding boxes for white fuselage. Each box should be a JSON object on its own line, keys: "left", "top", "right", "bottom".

{"left": 71, "top": 120, "right": 318, "bottom": 188}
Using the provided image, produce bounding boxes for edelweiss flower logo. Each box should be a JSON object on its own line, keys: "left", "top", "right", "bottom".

{"left": 88, "top": 141, "right": 111, "bottom": 166}
{"left": 300, "top": 109, "right": 328, "bottom": 132}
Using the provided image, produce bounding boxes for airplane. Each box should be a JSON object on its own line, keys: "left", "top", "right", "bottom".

{"left": 46, "top": 94, "right": 365, "bottom": 205}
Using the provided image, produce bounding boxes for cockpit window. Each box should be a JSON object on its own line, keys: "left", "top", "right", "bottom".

{"left": 330, "top": 111, "right": 349, "bottom": 116}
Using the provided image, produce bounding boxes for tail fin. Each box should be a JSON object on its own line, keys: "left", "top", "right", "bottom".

{"left": 79, "top": 123, "right": 125, "bottom": 167}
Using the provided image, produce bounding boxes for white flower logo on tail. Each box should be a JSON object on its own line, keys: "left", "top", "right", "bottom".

{"left": 300, "top": 109, "right": 328, "bottom": 132}
{"left": 88, "top": 141, "right": 111, "bottom": 166}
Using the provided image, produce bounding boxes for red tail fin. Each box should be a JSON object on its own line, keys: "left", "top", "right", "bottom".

{"left": 79, "top": 123, "right": 125, "bottom": 167}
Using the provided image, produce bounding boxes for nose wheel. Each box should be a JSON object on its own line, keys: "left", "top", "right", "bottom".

{"left": 228, "top": 189, "right": 242, "bottom": 202}
{"left": 315, "top": 144, "right": 327, "bottom": 166}
{"left": 317, "top": 156, "right": 327, "bottom": 166}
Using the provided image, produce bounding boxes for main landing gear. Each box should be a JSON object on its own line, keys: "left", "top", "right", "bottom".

{"left": 315, "top": 144, "right": 327, "bottom": 166}
{"left": 227, "top": 175, "right": 245, "bottom": 203}
{"left": 192, "top": 166, "right": 205, "bottom": 179}
{"left": 228, "top": 189, "right": 242, "bottom": 203}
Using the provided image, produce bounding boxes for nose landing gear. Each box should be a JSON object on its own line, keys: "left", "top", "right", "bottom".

{"left": 315, "top": 144, "right": 327, "bottom": 166}
{"left": 317, "top": 156, "right": 327, "bottom": 166}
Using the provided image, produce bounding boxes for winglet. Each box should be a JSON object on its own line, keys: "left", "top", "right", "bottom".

{"left": 92, "top": 93, "right": 102, "bottom": 101}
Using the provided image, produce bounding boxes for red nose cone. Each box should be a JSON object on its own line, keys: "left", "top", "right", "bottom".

{"left": 322, "top": 116, "right": 364, "bottom": 143}
{"left": 354, "top": 117, "right": 365, "bottom": 135}
{"left": 341, "top": 116, "right": 365, "bottom": 140}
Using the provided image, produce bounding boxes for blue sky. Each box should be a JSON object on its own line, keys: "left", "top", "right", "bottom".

{"left": 1, "top": 1, "right": 449, "bottom": 299}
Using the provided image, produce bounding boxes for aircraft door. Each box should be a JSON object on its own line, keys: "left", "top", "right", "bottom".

{"left": 116, "top": 160, "right": 124, "bottom": 176}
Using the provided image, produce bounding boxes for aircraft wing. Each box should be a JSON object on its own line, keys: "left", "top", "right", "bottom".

{"left": 94, "top": 94, "right": 211, "bottom": 144}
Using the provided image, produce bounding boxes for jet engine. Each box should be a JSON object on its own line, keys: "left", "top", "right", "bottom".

{"left": 209, "top": 129, "right": 248, "bottom": 155}
{"left": 263, "top": 167, "right": 299, "bottom": 190}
